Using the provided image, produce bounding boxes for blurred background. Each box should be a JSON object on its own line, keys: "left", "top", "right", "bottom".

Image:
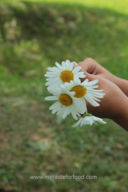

{"left": 0, "top": 0, "right": 128, "bottom": 191}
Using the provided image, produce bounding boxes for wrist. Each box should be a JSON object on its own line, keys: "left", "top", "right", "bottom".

{"left": 107, "top": 73, "right": 119, "bottom": 85}
{"left": 112, "top": 75, "right": 121, "bottom": 86}
{"left": 113, "top": 97, "right": 128, "bottom": 130}
{"left": 112, "top": 76, "right": 128, "bottom": 96}
{"left": 102, "top": 70, "right": 118, "bottom": 84}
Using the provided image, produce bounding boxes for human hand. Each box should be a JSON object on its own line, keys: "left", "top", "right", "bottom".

{"left": 81, "top": 72, "right": 128, "bottom": 130}
{"left": 78, "top": 58, "right": 116, "bottom": 81}
{"left": 78, "top": 58, "right": 128, "bottom": 96}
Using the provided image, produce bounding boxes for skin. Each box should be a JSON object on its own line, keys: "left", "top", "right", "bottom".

{"left": 77, "top": 58, "right": 128, "bottom": 131}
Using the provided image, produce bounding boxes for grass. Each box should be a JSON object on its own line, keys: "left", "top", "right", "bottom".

{"left": 0, "top": 1, "right": 128, "bottom": 191}
{"left": 2, "top": 0, "right": 128, "bottom": 14}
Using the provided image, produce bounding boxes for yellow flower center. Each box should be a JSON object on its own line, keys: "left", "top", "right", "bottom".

{"left": 71, "top": 85, "right": 86, "bottom": 98}
{"left": 60, "top": 70, "right": 74, "bottom": 82}
{"left": 59, "top": 94, "right": 73, "bottom": 106}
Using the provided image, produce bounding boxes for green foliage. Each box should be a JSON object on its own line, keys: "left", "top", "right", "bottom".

{"left": 0, "top": 1, "right": 128, "bottom": 192}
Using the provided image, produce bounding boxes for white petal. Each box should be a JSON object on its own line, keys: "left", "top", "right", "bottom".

{"left": 73, "top": 66, "right": 81, "bottom": 73}
{"left": 73, "top": 115, "right": 106, "bottom": 127}
{"left": 45, "top": 96, "right": 58, "bottom": 101}
{"left": 55, "top": 62, "right": 63, "bottom": 69}
{"left": 49, "top": 102, "right": 61, "bottom": 114}
{"left": 73, "top": 98, "right": 87, "bottom": 114}
{"left": 85, "top": 94, "right": 100, "bottom": 107}
{"left": 87, "top": 79, "right": 99, "bottom": 85}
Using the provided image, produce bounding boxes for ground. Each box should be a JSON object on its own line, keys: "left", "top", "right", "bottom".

{"left": 0, "top": 0, "right": 128, "bottom": 191}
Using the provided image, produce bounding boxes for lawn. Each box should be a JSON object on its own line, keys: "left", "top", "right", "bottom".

{"left": 0, "top": 0, "right": 128, "bottom": 191}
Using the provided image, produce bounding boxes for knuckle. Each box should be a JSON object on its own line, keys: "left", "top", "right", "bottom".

{"left": 84, "top": 57, "right": 94, "bottom": 63}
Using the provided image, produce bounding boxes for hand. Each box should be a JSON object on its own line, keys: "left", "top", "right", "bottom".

{"left": 78, "top": 58, "right": 114, "bottom": 79}
{"left": 78, "top": 58, "right": 128, "bottom": 96}
{"left": 81, "top": 72, "right": 128, "bottom": 130}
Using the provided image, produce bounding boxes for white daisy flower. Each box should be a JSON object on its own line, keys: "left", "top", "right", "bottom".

{"left": 64, "top": 78, "right": 105, "bottom": 107}
{"left": 45, "top": 83, "right": 87, "bottom": 120}
{"left": 45, "top": 60, "right": 85, "bottom": 88}
{"left": 73, "top": 115, "right": 106, "bottom": 127}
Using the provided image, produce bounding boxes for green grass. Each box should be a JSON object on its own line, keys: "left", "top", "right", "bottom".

{"left": 0, "top": 1, "right": 128, "bottom": 192}
{"left": 2, "top": 0, "right": 128, "bottom": 14}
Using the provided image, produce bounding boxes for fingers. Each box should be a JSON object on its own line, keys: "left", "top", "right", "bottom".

{"left": 85, "top": 71, "right": 98, "bottom": 81}
{"left": 78, "top": 58, "right": 90, "bottom": 72}
{"left": 78, "top": 57, "right": 98, "bottom": 75}
{"left": 74, "top": 58, "right": 100, "bottom": 82}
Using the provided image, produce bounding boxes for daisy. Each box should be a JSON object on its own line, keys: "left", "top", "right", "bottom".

{"left": 45, "top": 60, "right": 85, "bottom": 89}
{"left": 45, "top": 83, "right": 87, "bottom": 120}
{"left": 73, "top": 115, "right": 106, "bottom": 127}
{"left": 64, "top": 78, "right": 105, "bottom": 107}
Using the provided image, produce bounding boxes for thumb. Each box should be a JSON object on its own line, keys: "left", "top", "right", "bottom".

{"left": 78, "top": 58, "right": 96, "bottom": 74}
{"left": 85, "top": 72, "right": 98, "bottom": 82}
{"left": 74, "top": 62, "right": 99, "bottom": 82}
{"left": 78, "top": 60, "right": 89, "bottom": 71}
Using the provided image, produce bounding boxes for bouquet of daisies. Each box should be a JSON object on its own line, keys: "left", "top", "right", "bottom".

{"left": 45, "top": 60, "right": 106, "bottom": 127}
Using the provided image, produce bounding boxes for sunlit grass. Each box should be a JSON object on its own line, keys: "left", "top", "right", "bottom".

{"left": 1, "top": 0, "right": 128, "bottom": 14}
